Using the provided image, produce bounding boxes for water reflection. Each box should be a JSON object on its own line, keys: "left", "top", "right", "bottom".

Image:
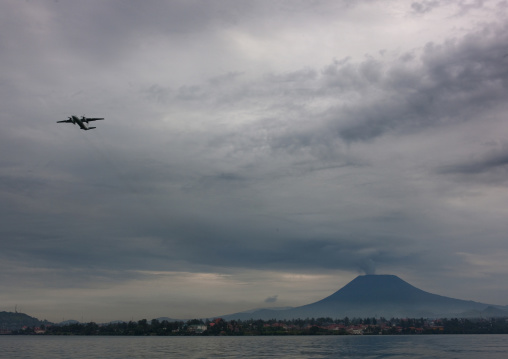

{"left": 1, "top": 335, "right": 507, "bottom": 359}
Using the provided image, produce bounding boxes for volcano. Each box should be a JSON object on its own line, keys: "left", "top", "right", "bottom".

{"left": 221, "top": 275, "right": 507, "bottom": 320}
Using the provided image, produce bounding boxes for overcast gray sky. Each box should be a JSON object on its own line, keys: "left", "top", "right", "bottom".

{"left": 1, "top": 0, "right": 508, "bottom": 323}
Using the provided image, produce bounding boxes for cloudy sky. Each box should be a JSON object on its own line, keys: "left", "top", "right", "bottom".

{"left": 1, "top": 0, "right": 508, "bottom": 323}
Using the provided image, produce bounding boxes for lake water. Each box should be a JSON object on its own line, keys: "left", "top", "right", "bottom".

{"left": 1, "top": 335, "right": 507, "bottom": 358}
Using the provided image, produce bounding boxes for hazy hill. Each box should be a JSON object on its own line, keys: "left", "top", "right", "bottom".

{"left": 221, "top": 275, "right": 508, "bottom": 320}
{"left": 0, "top": 311, "right": 51, "bottom": 330}
{"left": 156, "top": 317, "right": 182, "bottom": 323}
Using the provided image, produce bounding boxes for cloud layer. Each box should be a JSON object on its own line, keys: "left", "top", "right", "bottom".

{"left": 1, "top": 0, "right": 508, "bottom": 322}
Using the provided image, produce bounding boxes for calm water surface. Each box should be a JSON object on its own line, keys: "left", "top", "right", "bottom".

{"left": 1, "top": 335, "right": 507, "bottom": 358}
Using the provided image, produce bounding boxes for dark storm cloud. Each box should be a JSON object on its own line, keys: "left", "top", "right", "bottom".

{"left": 452, "top": 152, "right": 508, "bottom": 175}
{"left": 411, "top": 1, "right": 440, "bottom": 14}
{"left": 143, "top": 23, "right": 508, "bottom": 164}
{"left": 437, "top": 142, "right": 508, "bottom": 184}
{"left": 208, "top": 72, "right": 245, "bottom": 86}
{"left": 135, "top": 214, "right": 421, "bottom": 276}
{"left": 144, "top": 85, "right": 173, "bottom": 104}
{"left": 334, "top": 25, "right": 508, "bottom": 143}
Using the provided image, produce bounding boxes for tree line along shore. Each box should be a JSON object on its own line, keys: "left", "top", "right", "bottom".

{"left": 6, "top": 316, "right": 508, "bottom": 336}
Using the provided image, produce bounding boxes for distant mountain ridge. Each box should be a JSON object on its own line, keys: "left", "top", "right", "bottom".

{"left": 220, "top": 275, "right": 508, "bottom": 320}
{"left": 0, "top": 311, "right": 51, "bottom": 330}
{"left": 3, "top": 275, "right": 507, "bottom": 325}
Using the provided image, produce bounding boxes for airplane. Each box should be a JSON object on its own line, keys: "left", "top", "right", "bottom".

{"left": 57, "top": 115, "right": 104, "bottom": 130}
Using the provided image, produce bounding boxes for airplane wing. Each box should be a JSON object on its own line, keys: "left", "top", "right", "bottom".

{"left": 57, "top": 119, "right": 73, "bottom": 123}
{"left": 85, "top": 118, "right": 105, "bottom": 122}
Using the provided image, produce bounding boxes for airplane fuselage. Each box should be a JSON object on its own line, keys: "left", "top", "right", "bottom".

{"left": 70, "top": 115, "right": 95, "bottom": 130}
